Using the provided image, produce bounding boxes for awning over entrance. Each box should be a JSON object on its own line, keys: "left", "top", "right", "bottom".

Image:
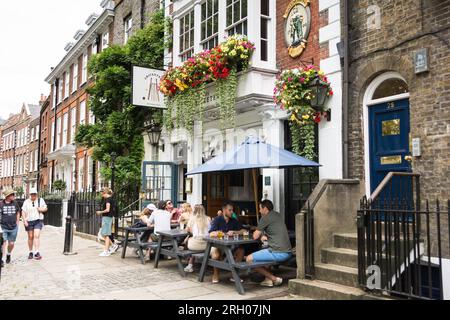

{"left": 47, "top": 144, "right": 76, "bottom": 161}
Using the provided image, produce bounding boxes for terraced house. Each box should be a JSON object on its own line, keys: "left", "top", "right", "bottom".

{"left": 41, "top": 0, "right": 160, "bottom": 193}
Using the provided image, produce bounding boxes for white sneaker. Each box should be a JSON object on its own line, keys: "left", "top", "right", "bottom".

{"left": 109, "top": 244, "right": 119, "bottom": 254}
{"left": 260, "top": 278, "right": 274, "bottom": 287}
{"left": 99, "top": 251, "right": 111, "bottom": 257}
{"left": 184, "top": 264, "right": 194, "bottom": 273}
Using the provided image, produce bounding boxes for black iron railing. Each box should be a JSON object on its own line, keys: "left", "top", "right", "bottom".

{"left": 357, "top": 173, "right": 449, "bottom": 300}
{"left": 15, "top": 198, "right": 63, "bottom": 227}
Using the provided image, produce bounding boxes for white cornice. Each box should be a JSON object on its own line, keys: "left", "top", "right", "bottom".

{"left": 45, "top": 9, "right": 114, "bottom": 84}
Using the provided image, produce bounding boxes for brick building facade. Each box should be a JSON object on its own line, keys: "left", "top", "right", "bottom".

{"left": 0, "top": 103, "right": 41, "bottom": 196}
{"left": 346, "top": 0, "right": 450, "bottom": 200}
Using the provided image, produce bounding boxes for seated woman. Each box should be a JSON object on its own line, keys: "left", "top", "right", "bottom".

{"left": 178, "top": 203, "right": 193, "bottom": 230}
{"left": 183, "top": 204, "right": 211, "bottom": 273}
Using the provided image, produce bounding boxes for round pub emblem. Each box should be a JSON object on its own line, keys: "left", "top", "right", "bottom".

{"left": 284, "top": 0, "right": 311, "bottom": 58}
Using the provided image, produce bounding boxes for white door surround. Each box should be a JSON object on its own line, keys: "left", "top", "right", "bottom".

{"left": 362, "top": 71, "right": 410, "bottom": 197}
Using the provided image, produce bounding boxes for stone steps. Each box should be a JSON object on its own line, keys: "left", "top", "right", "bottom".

{"left": 289, "top": 279, "right": 367, "bottom": 300}
{"left": 314, "top": 263, "right": 359, "bottom": 287}
{"left": 289, "top": 232, "right": 392, "bottom": 300}
{"left": 321, "top": 247, "right": 359, "bottom": 269}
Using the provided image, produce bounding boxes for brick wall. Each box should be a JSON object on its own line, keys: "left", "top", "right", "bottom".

{"left": 347, "top": 0, "right": 450, "bottom": 201}
{"left": 276, "top": 0, "right": 321, "bottom": 70}
{"left": 112, "top": 0, "right": 160, "bottom": 45}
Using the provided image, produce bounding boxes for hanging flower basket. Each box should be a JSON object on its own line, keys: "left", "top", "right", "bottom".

{"left": 273, "top": 66, "right": 333, "bottom": 159}
{"left": 274, "top": 66, "right": 333, "bottom": 125}
{"left": 159, "top": 35, "right": 255, "bottom": 134}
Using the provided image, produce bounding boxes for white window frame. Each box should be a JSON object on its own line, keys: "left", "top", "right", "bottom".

{"left": 57, "top": 78, "right": 63, "bottom": 105}
{"left": 179, "top": 10, "right": 195, "bottom": 62}
{"left": 226, "top": 0, "right": 248, "bottom": 36}
{"left": 201, "top": 0, "right": 219, "bottom": 50}
{"left": 36, "top": 125, "right": 39, "bottom": 141}
{"left": 63, "top": 113, "right": 69, "bottom": 146}
{"left": 81, "top": 52, "right": 88, "bottom": 85}
{"left": 124, "top": 15, "right": 133, "bottom": 44}
{"left": 70, "top": 107, "right": 77, "bottom": 144}
{"left": 56, "top": 117, "right": 62, "bottom": 149}
{"left": 64, "top": 70, "right": 70, "bottom": 99}
{"left": 72, "top": 63, "right": 78, "bottom": 93}
{"left": 79, "top": 100, "right": 86, "bottom": 125}
{"left": 102, "top": 32, "right": 109, "bottom": 51}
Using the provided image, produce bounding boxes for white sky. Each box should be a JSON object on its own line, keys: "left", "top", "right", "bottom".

{"left": 0, "top": 0, "right": 103, "bottom": 120}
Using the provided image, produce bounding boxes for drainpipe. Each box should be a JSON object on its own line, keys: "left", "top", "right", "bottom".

{"left": 51, "top": 80, "right": 59, "bottom": 187}
{"left": 342, "top": 0, "right": 350, "bottom": 179}
{"left": 37, "top": 105, "right": 43, "bottom": 192}
{"left": 141, "top": 0, "right": 146, "bottom": 29}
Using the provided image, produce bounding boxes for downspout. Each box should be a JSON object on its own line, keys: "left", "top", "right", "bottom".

{"left": 342, "top": 0, "right": 350, "bottom": 179}
{"left": 37, "top": 103, "right": 43, "bottom": 192}
{"left": 141, "top": 0, "right": 146, "bottom": 29}
{"left": 51, "top": 80, "right": 59, "bottom": 187}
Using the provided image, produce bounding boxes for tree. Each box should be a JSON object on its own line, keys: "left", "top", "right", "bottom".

{"left": 76, "top": 10, "right": 167, "bottom": 190}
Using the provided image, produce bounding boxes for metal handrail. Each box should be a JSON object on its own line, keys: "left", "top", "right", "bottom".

{"left": 369, "top": 172, "right": 421, "bottom": 203}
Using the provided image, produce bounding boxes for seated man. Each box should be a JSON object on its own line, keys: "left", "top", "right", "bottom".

{"left": 147, "top": 201, "right": 171, "bottom": 243}
{"left": 246, "top": 200, "right": 293, "bottom": 287}
{"left": 209, "top": 201, "right": 246, "bottom": 284}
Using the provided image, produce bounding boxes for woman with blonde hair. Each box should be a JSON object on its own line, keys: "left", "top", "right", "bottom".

{"left": 184, "top": 204, "right": 211, "bottom": 273}
{"left": 178, "top": 203, "right": 193, "bottom": 230}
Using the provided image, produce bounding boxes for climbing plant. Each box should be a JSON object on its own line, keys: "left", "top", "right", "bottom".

{"left": 75, "top": 9, "right": 167, "bottom": 188}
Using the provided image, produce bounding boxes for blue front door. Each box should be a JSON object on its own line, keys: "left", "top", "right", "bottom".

{"left": 369, "top": 99, "right": 411, "bottom": 193}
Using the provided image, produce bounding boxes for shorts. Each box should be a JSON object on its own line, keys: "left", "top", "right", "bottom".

{"left": 2, "top": 227, "right": 18, "bottom": 242}
{"left": 101, "top": 217, "right": 113, "bottom": 236}
{"left": 25, "top": 220, "right": 44, "bottom": 232}
{"left": 252, "top": 249, "right": 292, "bottom": 263}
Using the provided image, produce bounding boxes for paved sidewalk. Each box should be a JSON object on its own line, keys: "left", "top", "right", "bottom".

{"left": 0, "top": 223, "right": 294, "bottom": 300}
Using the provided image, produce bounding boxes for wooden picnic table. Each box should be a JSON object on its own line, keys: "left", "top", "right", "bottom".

{"left": 198, "top": 235, "right": 279, "bottom": 295}
{"left": 154, "top": 229, "right": 192, "bottom": 277}
{"left": 121, "top": 223, "right": 180, "bottom": 264}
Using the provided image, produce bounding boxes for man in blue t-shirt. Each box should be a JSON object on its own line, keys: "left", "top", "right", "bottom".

{"left": 0, "top": 189, "right": 21, "bottom": 267}
{"left": 209, "top": 201, "right": 246, "bottom": 284}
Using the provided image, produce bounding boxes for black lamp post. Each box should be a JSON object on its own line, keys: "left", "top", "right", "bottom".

{"left": 308, "top": 76, "right": 332, "bottom": 121}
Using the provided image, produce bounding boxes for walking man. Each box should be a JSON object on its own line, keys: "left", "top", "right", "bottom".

{"left": 0, "top": 189, "right": 21, "bottom": 267}
{"left": 22, "top": 188, "right": 48, "bottom": 260}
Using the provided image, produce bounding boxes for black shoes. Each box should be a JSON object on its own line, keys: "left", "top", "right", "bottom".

{"left": 28, "top": 252, "right": 34, "bottom": 259}
{"left": 6, "top": 255, "right": 11, "bottom": 264}
{"left": 34, "top": 252, "right": 42, "bottom": 260}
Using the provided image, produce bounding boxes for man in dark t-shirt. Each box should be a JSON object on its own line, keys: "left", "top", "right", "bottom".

{"left": 0, "top": 189, "right": 21, "bottom": 266}
{"left": 209, "top": 201, "right": 246, "bottom": 284}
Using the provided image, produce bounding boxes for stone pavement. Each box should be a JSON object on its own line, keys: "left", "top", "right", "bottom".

{"left": 0, "top": 223, "right": 294, "bottom": 300}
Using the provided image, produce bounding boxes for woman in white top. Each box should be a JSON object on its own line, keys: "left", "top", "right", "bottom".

{"left": 184, "top": 204, "right": 211, "bottom": 273}
{"left": 21, "top": 188, "right": 47, "bottom": 260}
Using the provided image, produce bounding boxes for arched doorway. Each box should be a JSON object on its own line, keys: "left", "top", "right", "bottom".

{"left": 363, "top": 72, "right": 411, "bottom": 194}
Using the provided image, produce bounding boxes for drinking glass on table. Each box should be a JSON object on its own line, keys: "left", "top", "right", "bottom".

{"left": 243, "top": 230, "right": 249, "bottom": 240}
{"left": 233, "top": 233, "right": 239, "bottom": 241}
{"left": 217, "top": 231, "right": 224, "bottom": 240}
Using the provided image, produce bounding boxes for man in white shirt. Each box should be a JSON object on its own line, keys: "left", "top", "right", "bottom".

{"left": 22, "top": 188, "right": 47, "bottom": 260}
{"left": 147, "top": 201, "right": 171, "bottom": 242}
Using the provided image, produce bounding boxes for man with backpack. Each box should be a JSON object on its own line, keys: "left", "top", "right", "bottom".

{"left": 22, "top": 188, "right": 47, "bottom": 260}
{"left": 0, "top": 188, "right": 21, "bottom": 267}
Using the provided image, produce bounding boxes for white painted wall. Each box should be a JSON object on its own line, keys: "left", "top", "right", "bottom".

{"left": 318, "top": 0, "right": 343, "bottom": 180}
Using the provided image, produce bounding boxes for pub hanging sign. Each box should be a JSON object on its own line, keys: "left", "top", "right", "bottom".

{"left": 284, "top": 0, "right": 311, "bottom": 58}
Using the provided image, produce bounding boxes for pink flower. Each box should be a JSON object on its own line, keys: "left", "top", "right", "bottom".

{"left": 288, "top": 77, "right": 293, "bottom": 82}
{"left": 300, "top": 78, "right": 305, "bottom": 83}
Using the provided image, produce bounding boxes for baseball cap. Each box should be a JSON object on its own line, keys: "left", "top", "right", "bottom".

{"left": 146, "top": 203, "right": 157, "bottom": 211}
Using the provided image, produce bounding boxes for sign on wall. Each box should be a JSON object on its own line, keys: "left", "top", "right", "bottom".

{"left": 132, "top": 66, "right": 165, "bottom": 109}
{"left": 284, "top": 0, "right": 311, "bottom": 58}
